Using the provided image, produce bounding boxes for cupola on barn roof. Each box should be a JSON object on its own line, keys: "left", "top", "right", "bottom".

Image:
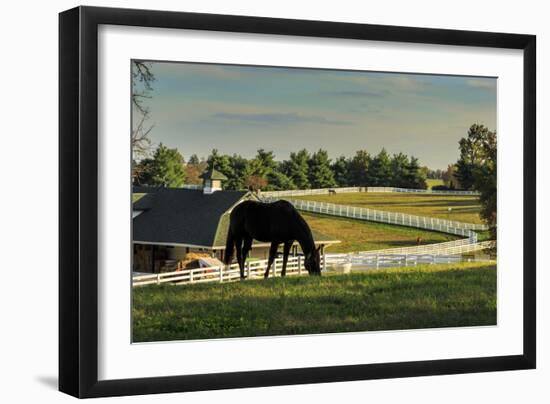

{"left": 200, "top": 167, "right": 228, "bottom": 181}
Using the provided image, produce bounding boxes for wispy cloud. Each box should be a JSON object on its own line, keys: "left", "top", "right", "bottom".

{"left": 381, "top": 75, "right": 429, "bottom": 91}
{"left": 212, "top": 112, "right": 351, "bottom": 126}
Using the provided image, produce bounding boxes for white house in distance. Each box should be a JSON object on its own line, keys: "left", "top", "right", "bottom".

{"left": 132, "top": 169, "right": 339, "bottom": 273}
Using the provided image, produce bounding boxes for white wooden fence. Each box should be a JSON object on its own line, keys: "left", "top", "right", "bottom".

{"left": 324, "top": 240, "right": 495, "bottom": 266}
{"left": 133, "top": 239, "right": 495, "bottom": 287}
{"left": 261, "top": 187, "right": 362, "bottom": 198}
{"left": 262, "top": 197, "right": 487, "bottom": 238}
{"left": 261, "top": 186, "right": 479, "bottom": 198}
{"left": 133, "top": 255, "right": 310, "bottom": 287}
{"left": 355, "top": 239, "right": 495, "bottom": 256}
{"left": 326, "top": 253, "right": 465, "bottom": 268}
{"left": 365, "top": 187, "right": 479, "bottom": 195}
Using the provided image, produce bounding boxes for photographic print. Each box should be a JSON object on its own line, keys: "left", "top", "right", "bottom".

{"left": 131, "top": 60, "right": 497, "bottom": 343}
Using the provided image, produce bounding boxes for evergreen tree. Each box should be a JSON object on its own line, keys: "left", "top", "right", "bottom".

{"left": 283, "top": 149, "right": 310, "bottom": 189}
{"left": 390, "top": 152, "right": 409, "bottom": 187}
{"left": 369, "top": 148, "right": 392, "bottom": 186}
{"left": 331, "top": 155, "right": 350, "bottom": 186}
{"left": 404, "top": 156, "right": 427, "bottom": 189}
{"left": 226, "top": 154, "right": 250, "bottom": 190}
{"left": 348, "top": 150, "right": 371, "bottom": 186}
{"left": 266, "top": 169, "right": 295, "bottom": 191}
{"left": 188, "top": 154, "right": 200, "bottom": 165}
{"left": 308, "top": 149, "right": 336, "bottom": 188}
{"left": 134, "top": 143, "right": 186, "bottom": 187}
{"left": 254, "top": 149, "right": 278, "bottom": 177}
{"left": 207, "top": 149, "right": 234, "bottom": 184}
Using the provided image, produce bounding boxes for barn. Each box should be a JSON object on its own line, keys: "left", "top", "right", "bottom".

{"left": 132, "top": 169, "right": 339, "bottom": 273}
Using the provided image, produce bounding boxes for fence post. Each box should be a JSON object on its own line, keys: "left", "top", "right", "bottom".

{"left": 298, "top": 256, "right": 302, "bottom": 275}
{"left": 219, "top": 266, "right": 223, "bottom": 283}
{"left": 246, "top": 261, "right": 251, "bottom": 279}
{"left": 157, "top": 273, "right": 161, "bottom": 285}
{"left": 190, "top": 269, "right": 194, "bottom": 284}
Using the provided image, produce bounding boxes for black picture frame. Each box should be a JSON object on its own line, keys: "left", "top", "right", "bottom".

{"left": 59, "top": 5, "right": 536, "bottom": 398}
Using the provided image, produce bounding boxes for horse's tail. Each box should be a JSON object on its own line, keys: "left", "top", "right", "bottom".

{"left": 224, "top": 227, "right": 235, "bottom": 265}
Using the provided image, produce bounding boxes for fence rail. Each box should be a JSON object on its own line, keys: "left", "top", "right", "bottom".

{"left": 261, "top": 187, "right": 361, "bottom": 198}
{"left": 325, "top": 240, "right": 495, "bottom": 266}
{"left": 325, "top": 253, "right": 493, "bottom": 269}
{"left": 262, "top": 197, "right": 487, "bottom": 238}
{"left": 133, "top": 240, "right": 495, "bottom": 287}
{"left": 365, "top": 187, "right": 479, "bottom": 195}
{"left": 261, "top": 186, "right": 479, "bottom": 198}
{"left": 133, "top": 255, "right": 309, "bottom": 287}
{"left": 356, "top": 239, "right": 495, "bottom": 256}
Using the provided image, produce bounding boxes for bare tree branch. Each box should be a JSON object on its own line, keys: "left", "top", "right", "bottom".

{"left": 131, "top": 60, "right": 155, "bottom": 163}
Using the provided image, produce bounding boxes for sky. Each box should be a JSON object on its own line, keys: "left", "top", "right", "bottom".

{"left": 133, "top": 61, "right": 496, "bottom": 169}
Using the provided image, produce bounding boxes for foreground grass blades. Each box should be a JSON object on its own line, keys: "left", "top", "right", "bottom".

{"left": 133, "top": 262, "right": 496, "bottom": 342}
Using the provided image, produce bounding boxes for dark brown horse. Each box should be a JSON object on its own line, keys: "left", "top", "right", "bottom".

{"left": 224, "top": 200, "right": 321, "bottom": 279}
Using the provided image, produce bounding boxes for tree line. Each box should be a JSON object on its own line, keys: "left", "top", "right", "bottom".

{"left": 133, "top": 147, "right": 429, "bottom": 191}
{"left": 454, "top": 124, "right": 497, "bottom": 237}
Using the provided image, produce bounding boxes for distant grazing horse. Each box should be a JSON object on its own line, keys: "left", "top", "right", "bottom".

{"left": 328, "top": 189, "right": 337, "bottom": 195}
{"left": 224, "top": 200, "right": 321, "bottom": 279}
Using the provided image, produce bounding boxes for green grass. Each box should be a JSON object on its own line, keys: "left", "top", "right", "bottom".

{"left": 132, "top": 262, "right": 496, "bottom": 342}
{"left": 302, "top": 212, "right": 457, "bottom": 253}
{"left": 426, "top": 179, "right": 444, "bottom": 189}
{"left": 133, "top": 193, "right": 145, "bottom": 203}
{"left": 294, "top": 192, "right": 483, "bottom": 224}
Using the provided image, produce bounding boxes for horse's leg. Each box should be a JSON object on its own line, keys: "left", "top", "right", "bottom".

{"left": 281, "top": 241, "right": 293, "bottom": 277}
{"left": 241, "top": 237, "right": 253, "bottom": 279}
{"left": 235, "top": 238, "right": 244, "bottom": 279}
{"left": 264, "top": 242, "right": 279, "bottom": 279}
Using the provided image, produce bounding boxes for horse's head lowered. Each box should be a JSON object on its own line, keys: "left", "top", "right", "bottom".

{"left": 304, "top": 246, "right": 322, "bottom": 276}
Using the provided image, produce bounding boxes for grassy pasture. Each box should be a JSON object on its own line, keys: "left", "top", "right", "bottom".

{"left": 302, "top": 212, "right": 457, "bottom": 253}
{"left": 294, "top": 192, "right": 482, "bottom": 224}
{"left": 426, "top": 179, "right": 445, "bottom": 189}
{"left": 132, "top": 262, "right": 496, "bottom": 342}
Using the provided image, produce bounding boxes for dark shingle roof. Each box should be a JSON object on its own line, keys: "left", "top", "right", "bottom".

{"left": 133, "top": 188, "right": 247, "bottom": 247}
{"left": 133, "top": 188, "right": 340, "bottom": 248}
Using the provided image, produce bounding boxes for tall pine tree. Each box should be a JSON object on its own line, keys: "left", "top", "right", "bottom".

{"left": 369, "top": 148, "right": 392, "bottom": 186}
{"left": 331, "top": 155, "right": 350, "bottom": 186}
{"left": 283, "top": 149, "right": 311, "bottom": 189}
{"left": 348, "top": 150, "right": 371, "bottom": 186}
{"left": 308, "top": 149, "right": 336, "bottom": 188}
